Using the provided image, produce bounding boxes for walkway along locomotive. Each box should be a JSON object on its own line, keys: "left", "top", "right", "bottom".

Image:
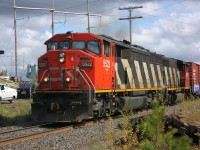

{"left": 31, "top": 32, "right": 197, "bottom": 122}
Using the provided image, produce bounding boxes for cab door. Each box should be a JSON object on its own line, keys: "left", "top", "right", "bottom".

{"left": 110, "top": 43, "right": 116, "bottom": 89}
{"left": 102, "top": 41, "right": 115, "bottom": 89}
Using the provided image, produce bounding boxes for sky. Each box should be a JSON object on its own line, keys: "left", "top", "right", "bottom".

{"left": 0, "top": 0, "right": 200, "bottom": 77}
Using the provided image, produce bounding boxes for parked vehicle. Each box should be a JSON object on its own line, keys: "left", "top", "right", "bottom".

{"left": 17, "top": 80, "right": 35, "bottom": 99}
{"left": 0, "top": 85, "right": 17, "bottom": 103}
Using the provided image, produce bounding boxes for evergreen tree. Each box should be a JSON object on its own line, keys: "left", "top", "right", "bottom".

{"left": 137, "top": 100, "right": 191, "bottom": 150}
{"left": 113, "top": 100, "right": 192, "bottom": 150}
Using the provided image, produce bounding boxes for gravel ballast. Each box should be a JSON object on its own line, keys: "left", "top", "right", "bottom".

{"left": 1, "top": 100, "right": 200, "bottom": 150}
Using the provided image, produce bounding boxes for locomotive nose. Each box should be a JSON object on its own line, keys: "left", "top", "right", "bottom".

{"left": 39, "top": 51, "right": 81, "bottom": 90}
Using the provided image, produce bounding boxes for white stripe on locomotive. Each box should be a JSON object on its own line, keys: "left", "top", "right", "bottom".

{"left": 115, "top": 63, "right": 126, "bottom": 89}
{"left": 164, "top": 67, "right": 169, "bottom": 87}
{"left": 150, "top": 64, "right": 158, "bottom": 88}
{"left": 173, "top": 68, "right": 177, "bottom": 87}
{"left": 177, "top": 69, "right": 180, "bottom": 87}
{"left": 143, "top": 62, "right": 151, "bottom": 88}
{"left": 169, "top": 67, "right": 174, "bottom": 87}
{"left": 157, "top": 65, "right": 163, "bottom": 88}
{"left": 121, "top": 59, "right": 135, "bottom": 88}
{"left": 134, "top": 60, "right": 144, "bottom": 88}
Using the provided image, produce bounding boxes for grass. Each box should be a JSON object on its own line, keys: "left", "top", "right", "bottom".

{"left": 0, "top": 78, "right": 19, "bottom": 89}
{"left": 0, "top": 99, "right": 32, "bottom": 126}
{"left": 177, "top": 99, "right": 200, "bottom": 124}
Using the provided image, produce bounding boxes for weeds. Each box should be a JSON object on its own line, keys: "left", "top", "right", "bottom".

{"left": 110, "top": 100, "right": 192, "bottom": 150}
{"left": 0, "top": 100, "right": 32, "bottom": 126}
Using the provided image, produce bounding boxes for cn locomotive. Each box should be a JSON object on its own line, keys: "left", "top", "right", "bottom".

{"left": 31, "top": 32, "right": 199, "bottom": 122}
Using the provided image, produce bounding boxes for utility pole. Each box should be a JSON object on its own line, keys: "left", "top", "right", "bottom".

{"left": 87, "top": 0, "right": 90, "bottom": 33}
{"left": 14, "top": 0, "right": 18, "bottom": 77}
{"left": 51, "top": 0, "right": 55, "bottom": 36}
{"left": 119, "top": 6, "right": 143, "bottom": 45}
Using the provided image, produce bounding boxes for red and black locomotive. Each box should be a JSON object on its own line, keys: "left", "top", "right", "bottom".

{"left": 31, "top": 32, "right": 200, "bottom": 122}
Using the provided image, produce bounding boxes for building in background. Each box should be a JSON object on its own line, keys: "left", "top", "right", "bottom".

{"left": 26, "top": 64, "right": 36, "bottom": 80}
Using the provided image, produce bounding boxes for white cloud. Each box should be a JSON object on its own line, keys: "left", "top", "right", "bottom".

{"left": 129, "top": 4, "right": 200, "bottom": 64}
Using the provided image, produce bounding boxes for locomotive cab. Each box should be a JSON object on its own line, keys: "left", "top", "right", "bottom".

{"left": 37, "top": 32, "right": 115, "bottom": 91}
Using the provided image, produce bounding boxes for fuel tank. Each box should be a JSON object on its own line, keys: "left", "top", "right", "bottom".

{"left": 118, "top": 96, "right": 148, "bottom": 110}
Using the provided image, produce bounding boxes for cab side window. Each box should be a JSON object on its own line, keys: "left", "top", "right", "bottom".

{"left": 47, "top": 42, "right": 58, "bottom": 51}
{"left": 104, "top": 41, "right": 110, "bottom": 56}
{"left": 87, "top": 41, "right": 101, "bottom": 54}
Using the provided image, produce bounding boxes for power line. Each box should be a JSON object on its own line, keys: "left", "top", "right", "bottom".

{"left": 95, "top": 0, "right": 200, "bottom": 32}
{"left": 119, "top": 6, "right": 143, "bottom": 44}
{"left": 13, "top": 0, "right": 101, "bottom": 77}
{"left": 8, "top": 0, "right": 200, "bottom": 36}
{"left": 143, "top": 0, "right": 186, "bottom": 14}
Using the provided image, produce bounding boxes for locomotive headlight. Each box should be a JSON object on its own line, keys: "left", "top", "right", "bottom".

{"left": 59, "top": 52, "right": 65, "bottom": 63}
{"left": 59, "top": 52, "right": 65, "bottom": 58}
{"left": 66, "top": 77, "right": 71, "bottom": 82}
{"left": 44, "top": 77, "right": 49, "bottom": 82}
{"left": 59, "top": 58, "right": 65, "bottom": 63}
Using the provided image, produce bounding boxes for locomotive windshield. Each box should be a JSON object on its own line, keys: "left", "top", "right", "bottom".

{"left": 47, "top": 42, "right": 58, "bottom": 50}
{"left": 72, "top": 41, "right": 85, "bottom": 49}
{"left": 59, "top": 41, "right": 70, "bottom": 50}
{"left": 87, "top": 41, "right": 101, "bottom": 54}
{"left": 72, "top": 40, "right": 101, "bottom": 54}
{"left": 46, "top": 40, "right": 101, "bottom": 55}
{"left": 47, "top": 41, "right": 70, "bottom": 51}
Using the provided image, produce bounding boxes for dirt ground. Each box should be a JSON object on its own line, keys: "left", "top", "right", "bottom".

{"left": 173, "top": 100, "right": 200, "bottom": 126}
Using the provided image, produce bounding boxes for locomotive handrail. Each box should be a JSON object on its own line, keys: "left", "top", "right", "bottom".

{"left": 33, "top": 69, "right": 48, "bottom": 92}
{"left": 80, "top": 69, "right": 96, "bottom": 105}
{"left": 76, "top": 69, "right": 92, "bottom": 104}
{"left": 80, "top": 69, "right": 95, "bottom": 90}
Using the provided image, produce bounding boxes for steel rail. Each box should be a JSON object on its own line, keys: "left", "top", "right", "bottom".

{"left": 0, "top": 125, "right": 73, "bottom": 147}
{"left": 0, "top": 109, "right": 152, "bottom": 147}
{"left": 0, "top": 122, "right": 52, "bottom": 136}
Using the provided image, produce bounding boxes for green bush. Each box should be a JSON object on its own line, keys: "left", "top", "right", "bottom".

{"left": 113, "top": 100, "right": 192, "bottom": 150}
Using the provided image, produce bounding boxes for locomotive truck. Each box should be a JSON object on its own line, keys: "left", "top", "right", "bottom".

{"left": 31, "top": 32, "right": 195, "bottom": 122}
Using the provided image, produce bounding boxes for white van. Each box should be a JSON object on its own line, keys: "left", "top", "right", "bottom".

{"left": 0, "top": 85, "right": 17, "bottom": 103}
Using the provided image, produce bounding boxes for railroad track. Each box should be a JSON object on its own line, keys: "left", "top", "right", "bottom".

{"left": 0, "top": 122, "right": 52, "bottom": 136}
{"left": 0, "top": 123, "right": 59, "bottom": 146}
{"left": 0, "top": 109, "right": 152, "bottom": 148}
{"left": 0, "top": 121, "right": 96, "bottom": 148}
{"left": 0, "top": 126, "right": 72, "bottom": 147}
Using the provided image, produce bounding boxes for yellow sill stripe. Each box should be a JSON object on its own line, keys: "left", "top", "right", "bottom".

{"left": 36, "top": 90, "right": 84, "bottom": 93}
{"left": 95, "top": 87, "right": 191, "bottom": 93}
{"left": 36, "top": 87, "right": 191, "bottom": 94}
